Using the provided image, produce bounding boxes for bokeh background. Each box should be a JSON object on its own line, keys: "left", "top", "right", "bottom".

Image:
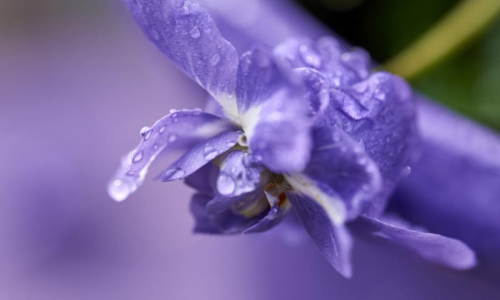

{"left": 1, "top": 0, "right": 499, "bottom": 299}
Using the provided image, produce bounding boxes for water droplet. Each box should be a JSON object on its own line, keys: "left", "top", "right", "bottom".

{"left": 140, "top": 126, "right": 152, "bottom": 140}
{"left": 332, "top": 132, "right": 341, "bottom": 142}
{"left": 374, "top": 88, "right": 386, "bottom": 100}
{"left": 210, "top": 54, "right": 221, "bottom": 66}
{"left": 153, "top": 144, "right": 159, "bottom": 150}
{"left": 226, "top": 140, "right": 236, "bottom": 147}
{"left": 217, "top": 172, "right": 236, "bottom": 196}
{"left": 171, "top": 113, "right": 178, "bottom": 118}
{"left": 190, "top": 26, "right": 200, "bottom": 38}
{"left": 299, "top": 44, "right": 321, "bottom": 68}
{"left": 140, "top": 126, "right": 150, "bottom": 135}
{"left": 132, "top": 151, "right": 143, "bottom": 163}
{"left": 341, "top": 53, "right": 351, "bottom": 61}
{"left": 107, "top": 179, "right": 131, "bottom": 202}
{"left": 401, "top": 166, "right": 412, "bottom": 177}
{"left": 168, "top": 134, "right": 177, "bottom": 143}
{"left": 163, "top": 167, "right": 185, "bottom": 180}
{"left": 159, "top": 126, "right": 166, "bottom": 133}
{"left": 203, "top": 146, "right": 218, "bottom": 160}
{"left": 357, "top": 157, "right": 367, "bottom": 166}
{"left": 169, "top": 108, "right": 178, "bottom": 114}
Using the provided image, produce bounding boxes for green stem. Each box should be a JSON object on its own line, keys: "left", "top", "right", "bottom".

{"left": 383, "top": 0, "right": 500, "bottom": 81}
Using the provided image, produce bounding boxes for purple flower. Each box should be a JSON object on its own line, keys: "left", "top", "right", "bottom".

{"left": 109, "top": 0, "right": 476, "bottom": 277}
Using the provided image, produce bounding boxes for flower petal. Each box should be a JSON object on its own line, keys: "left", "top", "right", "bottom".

{"left": 195, "top": 193, "right": 270, "bottom": 234}
{"left": 287, "top": 192, "right": 354, "bottom": 278}
{"left": 126, "top": 0, "right": 240, "bottom": 117}
{"left": 236, "top": 47, "right": 313, "bottom": 173}
{"left": 236, "top": 46, "right": 283, "bottom": 114}
{"left": 108, "top": 109, "right": 234, "bottom": 202}
{"left": 190, "top": 193, "right": 219, "bottom": 234}
{"left": 184, "top": 162, "right": 218, "bottom": 194}
{"left": 353, "top": 215, "right": 477, "bottom": 270}
{"left": 319, "top": 72, "right": 418, "bottom": 217}
{"left": 160, "top": 130, "right": 242, "bottom": 182}
{"left": 294, "top": 126, "right": 382, "bottom": 220}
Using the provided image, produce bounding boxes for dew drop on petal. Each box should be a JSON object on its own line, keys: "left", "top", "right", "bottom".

{"left": 168, "top": 134, "right": 177, "bottom": 143}
{"left": 374, "top": 88, "right": 386, "bottom": 100}
{"left": 140, "top": 126, "right": 150, "bottom": 136}
{"left": 357, "top": 157, "right": 367, "bottom": 166}
{"left": 203, "top": 146, "right": 218, "bottom": 160}
{"left": 401, "top": 166, "right": 412, "bottom": 177}
{"left": 108, "top": 152, "right": 145, "bottom": 202}
{"left": 107, "top": 179, "right": 131, "bottom": 202}
{"left": 140, "top": 126, "right": 152, "bottom": 140}
{"left": 299, "top": 44, "right": 321, "bottom": 68}
{"left": 159, "top": 126, "right": 166, "bottom": 134}
{"left": 217, "top": 172, "right": 236, "bottom": 196}
{"left": 190, "top": 26, "right": 200, "bottom": 38}
{"left": 132, "top": 150, "right": 143, "bottom": 163}
{"left": 163, "top": 167, "right": 186, "bottom": 180}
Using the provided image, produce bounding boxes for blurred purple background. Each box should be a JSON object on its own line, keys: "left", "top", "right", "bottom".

{"left": 1, "top": 0, "right": 499, "bottom": 299}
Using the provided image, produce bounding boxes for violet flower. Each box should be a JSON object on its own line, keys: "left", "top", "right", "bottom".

{"left": 109, "top": 0, "right": 476, "bottom": 277}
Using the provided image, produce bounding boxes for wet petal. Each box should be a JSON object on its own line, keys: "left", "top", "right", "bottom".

{"left": 295, "top": 126, "right": 382, "bottom": 220}
{"left": 293, "top": 67, "right": 330, "bottom": 120}
{"left": 108, "top": 109, "right": 234, "bottom": 201}
{"left": 353, "top": 215, "right": 477, "bottom": 270}
{"left": 274, "top": 37, "right": 371, "bottom": 86}
{"left": 236, "top": 46, "right": 283, "bottom": 113}
{"left": 288, "top": 192, "right": 354, "bottom": 278}
{"left": 319, "top": 72, "right": 418, "bottom": 217}
{"left": 160, "top": 130, "right": 242, "bottom": 181}
{"left": 236, "top": 47, "right": 313, "bottom": 173}
{"left": 126, "top": 0, "right": 240, "bottom": 118}
{"left": 215, "top": 150, "right": 263, "bottom": 197}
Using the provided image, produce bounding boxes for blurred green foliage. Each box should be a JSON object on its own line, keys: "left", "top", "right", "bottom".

{"left": 298, "top": 0, "right": 500, "bottom": 131}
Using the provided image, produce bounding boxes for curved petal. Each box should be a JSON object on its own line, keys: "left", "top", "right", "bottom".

{"left": 244, "top": 183, "right": 292, "bottom": 234}
{"left": 195, "top": 193, "right": 270, "bottom": 235}
{"left": 108, "top": 109, "right": 234, "bottom": 202}
{"left": 353, "top": 215, "right": 477, "bottom": 270}
{"left": 215, "top": 150, "right": 263, "bottom": 197}
{"left": 161, "top": 130, "right": 242, "bottom": 181}
{"left": 184, "top": 163, "right": 218, "bottom": 194}
{"left": 236, "top": 47, "right": 313, "bottom": 173}
{"left": 319, "top": 72, "right": 418, "bottom": 217}
{"left": 294, "top": 126, "right": 382, "bottom": 220}
{"left": 287, "top": 192, "right": 354, "bottom": 278}
{"left": 236, "top": 46, "right": 283, "bottom": 113}
{"left": 126, "top": 0, "right": 240, "bottom": 118}
{"left": 190, "top": 193, "right": 219, "bottom": 234}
